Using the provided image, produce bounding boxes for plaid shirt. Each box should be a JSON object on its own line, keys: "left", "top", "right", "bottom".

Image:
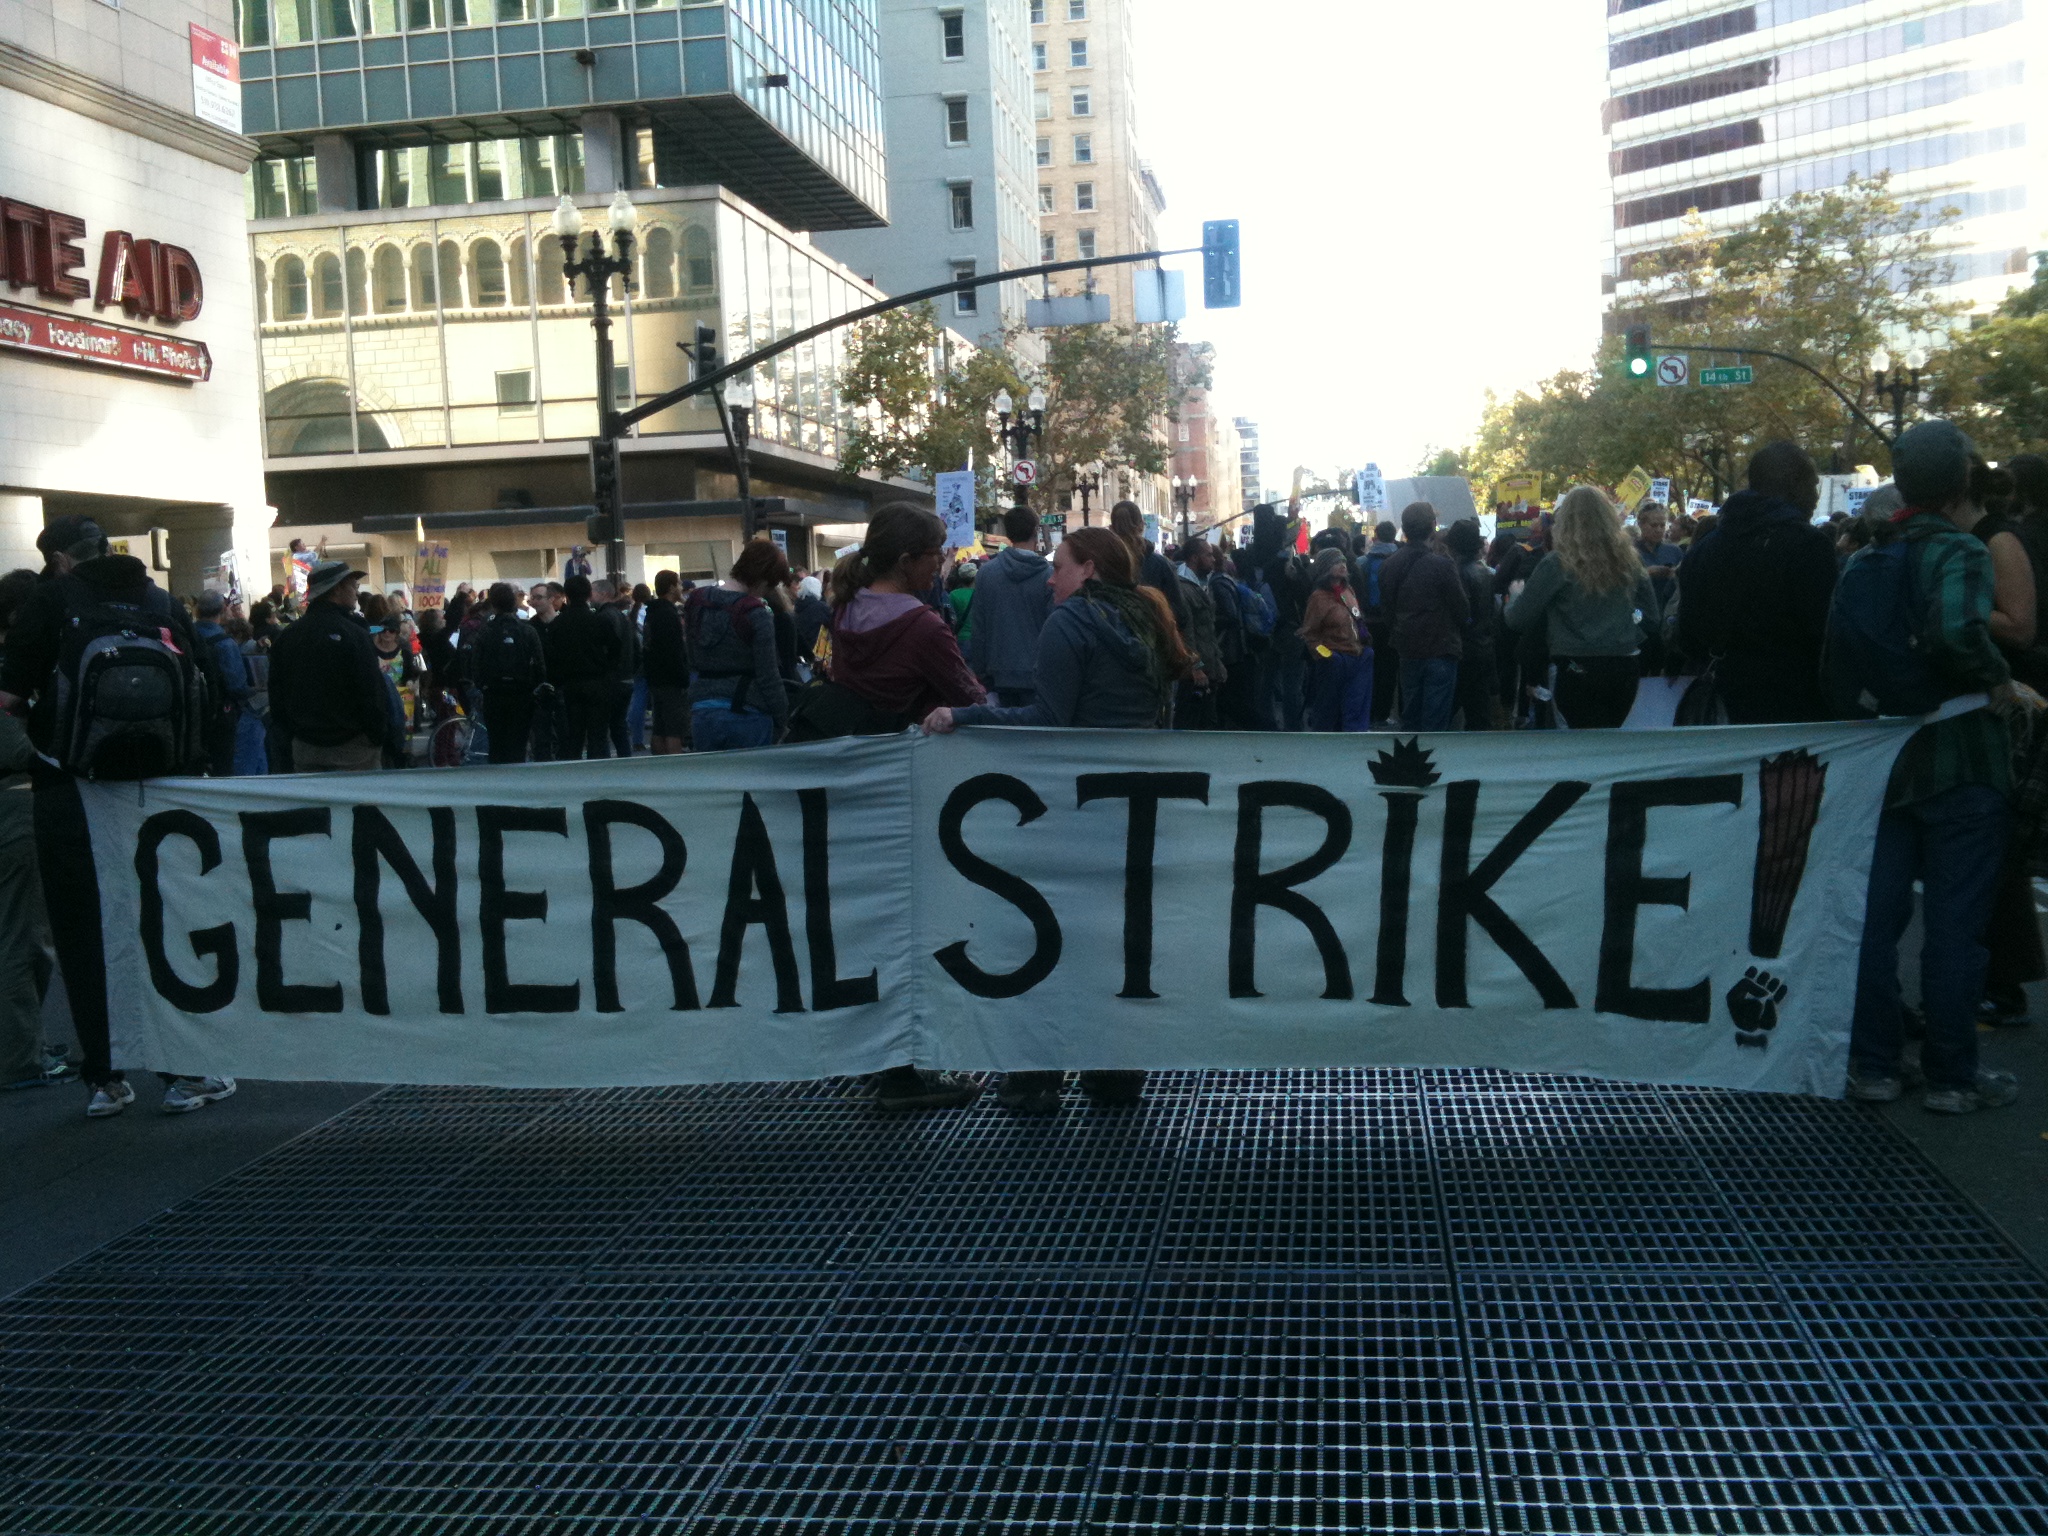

{"left": 1886, "top": 512, "right": 2012, "bottom": 809}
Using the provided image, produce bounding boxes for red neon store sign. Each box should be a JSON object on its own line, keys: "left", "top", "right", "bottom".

{"left": 0, "top": 197, "right": 204, "bottom": 324}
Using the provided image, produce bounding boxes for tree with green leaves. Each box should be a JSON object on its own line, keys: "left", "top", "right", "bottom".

{"left": 1923, "top": 260, "right": 2048, "bottom": 460}
{"left": 1462, "top": 175, "right": 1967, "bottom": 502}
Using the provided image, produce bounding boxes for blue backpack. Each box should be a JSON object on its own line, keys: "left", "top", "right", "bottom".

{"left": 1235, "top": 577, "right": 1276, "bottom": 638}
{"left": 1824, "top": 535, "right": 1948, "bottom": 718}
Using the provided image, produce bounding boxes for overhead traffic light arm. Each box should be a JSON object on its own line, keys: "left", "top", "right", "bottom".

{"left": 612, "top": 241, "right": 1223, "bottom": 436}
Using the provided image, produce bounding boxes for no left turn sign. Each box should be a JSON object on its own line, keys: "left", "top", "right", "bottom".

{"left": 1655, "top": 354, "right": 1689, "bottom": 387}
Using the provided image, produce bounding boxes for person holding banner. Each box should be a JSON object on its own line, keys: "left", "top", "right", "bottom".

{"left": 923, "top": 524, "right": 1188, "bottom": 1115}
{"left": 1505, "top": 486, "right": 1660, "bottom": 729}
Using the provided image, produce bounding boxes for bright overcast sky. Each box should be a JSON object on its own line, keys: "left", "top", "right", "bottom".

{"left": 1132, "top": 0, "right": 1612, "bottom": 493}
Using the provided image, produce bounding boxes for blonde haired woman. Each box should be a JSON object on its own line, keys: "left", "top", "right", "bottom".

{"left": 1505, "top": 484, "right": 1661, "bottom": 728}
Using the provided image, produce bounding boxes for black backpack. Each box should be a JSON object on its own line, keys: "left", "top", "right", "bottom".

{"left": 52, "top": 587, "right": 206, "bottom": 779}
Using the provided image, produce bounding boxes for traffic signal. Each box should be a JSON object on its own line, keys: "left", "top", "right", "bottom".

{"left": 586, "top": 436, "right": 621, "bottom": 545}
{"left": 1624, "top": 324, "right": 1653, "bottom": 380}
{"left": 1202, "top": 219, "right": 1240, "bottom": 309}
{"left": 693, "top": 323, "right": 719, "bottom": 380}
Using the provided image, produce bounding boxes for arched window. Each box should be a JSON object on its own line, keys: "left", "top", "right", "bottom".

{"left": 683, "top": 225, "right": 715, "bottom": 291}
{"left": 410, "top": 243, "right": 437, "bottom": 308}
{"left": 508, "top": 236, "right": 530, "bottom": 307}
{"left": 536, "top": 242, "right": 564, "bottom": 305}
{"left": 275, "top": 255, "right": 308, "bottom": 320}
{"left": 374, "top": 245, "right": 406, "bottom": 311}
{"left": 438, "top": 239, "right": 463, "bottom": 308}
{"left": 469, "top": 239, "right": 506, "bottom": 307}
{"left": 313, "top": 252, "right": 344, "bottom": 317}
{"left": 642, "top": 225, "right": 675, "bottom": 299}
{"left": 251, "top": 257, "right": 268, "bottom": 324}
{"left": 345, "top": 248, "right": 368, "bottom": 316}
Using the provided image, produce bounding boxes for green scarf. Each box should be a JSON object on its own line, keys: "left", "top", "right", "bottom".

{"left": 1082, "top": 578, "right": 1174, "bottom": 724}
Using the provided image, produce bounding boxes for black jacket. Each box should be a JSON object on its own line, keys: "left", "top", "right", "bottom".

{"left": 543, "top": 599, "right": 621, "bottom": 686}
{"left": 269, "top": 598, "right": 389, "bottom": 747}
{"left": 467, "top": 613, "right": 546, "bottom": 692}
{"left": 0, "top": 556, "right": 214, "bottom": 757}
{"left": 1678, "top": 489, "right": 1838, "bottom": 723}
{"left": 642, "top": 597, "right": 688, "bottom": 687}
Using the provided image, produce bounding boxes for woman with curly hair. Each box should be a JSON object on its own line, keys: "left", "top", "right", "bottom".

{"left": 1505, "top": 484, "right": 1660, "bottom": 728}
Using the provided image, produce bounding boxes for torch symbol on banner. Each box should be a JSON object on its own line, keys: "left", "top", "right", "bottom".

{"left": 1728, "top": 749, "right": 1828, "bottom": 1048}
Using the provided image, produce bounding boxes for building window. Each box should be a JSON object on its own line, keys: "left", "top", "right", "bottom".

{"left": 940, "top": 9, "right": 964, "bottom": 58}
{"left": 1073, "top": 133, "right": 1093, "bottom": 163}
{"left": 1067, "top": 0, "right": 1086, "bottom": 16}
{"left": 1032, "top": 40, "right": 1047, "bottom": 70}
{"left": 1071, "top": 88, "right": 1092, "bottom": 116}
{"left": 1039, "top": 184, "right": 1056, "bottom": 213}
{"left": 949, "top": 181, "right": 975, "bottom": 230}
{"left": 496, "top": 368, "right": 535, "bottom": 415}
{"left": 1069, "top": 38, "right": 1088, "bottom": 67}
{"left": 1030, "top": 0, "right": 1045, "bottom": 21}
{"left": 1077, "top": 228, "right": 1096, "bottom": 259}
{"left": 945, "top": 97, "right": 970, "bottom": 145}
{"left": 1035, "top": 136, "right": 1051, "bottom": 167}
{"left": 1041, "top": 232, "right": 1057, "bottom": 262}
{"left": 313, "top": 252, "right": 345, "bottom": 317}
{"left": 1075, "top": 181, "right": 1095, "bottom": 211}
{"left": 952, "top": 261, "right": 978, "bottom": 316}
{"left": 1034, "top": 90, "right": 1051, "bottom": 120}
{"left": 275, "top": 255, "right": 309, "bottom": 320}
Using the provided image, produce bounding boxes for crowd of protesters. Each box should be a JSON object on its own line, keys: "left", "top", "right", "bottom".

{"left": 0, "top": 419, "right": 2041, "bottom": 1122}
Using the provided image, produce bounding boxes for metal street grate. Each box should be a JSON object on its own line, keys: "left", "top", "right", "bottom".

{"left": 1, "top": 1068, "right": 2043, "bottom": 1535}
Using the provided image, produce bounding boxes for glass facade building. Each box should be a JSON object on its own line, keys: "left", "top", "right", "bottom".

{"left": 251, "top": 187, "right": 882, "bottom": 461}
{"left": 235, "top": 0, "right": 887, "bottom": 230}
{"left": 1603, "top": 0, "right": 2046, "bottom": 310}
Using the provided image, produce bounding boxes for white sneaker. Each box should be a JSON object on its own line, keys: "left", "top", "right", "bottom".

{"left": 161, "top": 1076, "right": 237, "bottom": 1114}
{"left": 86, "top": 1080, "right": 136, "bottom": 1118}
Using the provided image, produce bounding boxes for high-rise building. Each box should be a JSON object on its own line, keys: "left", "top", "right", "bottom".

{"left": 1167, "top": 343, "right": 1242, "bottom": 539}
{"left": 1234, "top": 416, "right": 1261, "bottom": 509}
{"left": 1603, "top": 0, "right": 2045, "bottom": 314}
{"left": 1029, "top": 0, "right": 1162, "bottom": 324}
{"left": 814, "top": 0, "right": 1038, "bottom": 349}
{"left": 1, "top": 0, "right": 268, "bottom": 592}
{"left": 235, "top": 0, "right": 919, "bottom": 587}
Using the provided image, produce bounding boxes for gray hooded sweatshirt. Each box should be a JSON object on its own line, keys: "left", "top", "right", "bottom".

{"left": 953, "top": 593, "right": 1162, "bottom": 729}
{"left": 966, "top": 544, "right": 1054, "bottom": 691}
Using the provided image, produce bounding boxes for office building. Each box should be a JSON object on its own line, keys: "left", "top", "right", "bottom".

{"left": 1234, "top": 415, "right": 1260, "bottom": 508}
{"left": 1030, "top": 0, "right": 1161, "bottom": 324}
{"left": 1604, "top": 0, "right": 2047, "bottom": 315}
{"left": 0, "top": 0, "right": 268, "bottom": 592}
{"left": 814, "top": 0, "right": 1038, "bottom": 349}
{"left": 1166, "top": 343, "right": 1241, "bottom": 539}
{"left": 235, "top": 0, "right": 923, "bottom": 586}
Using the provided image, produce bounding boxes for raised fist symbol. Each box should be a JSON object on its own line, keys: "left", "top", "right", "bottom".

{"left": 1727, "top": 967, "right": 1787, "bottom": 1046}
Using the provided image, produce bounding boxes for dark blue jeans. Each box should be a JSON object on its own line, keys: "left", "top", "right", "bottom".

{"left": 1398, "top": 655, "right": 1459, "bottom": 731}
{"left": 1851, "top": 782, "right": 2008, "bottom": 1090}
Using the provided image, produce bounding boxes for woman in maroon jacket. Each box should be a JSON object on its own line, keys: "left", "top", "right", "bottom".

{"left": 826, "top": 504, "right": 986, "bottom": 727}
{"left": 825, "top": 504, "right": 986, "bottom": 1115}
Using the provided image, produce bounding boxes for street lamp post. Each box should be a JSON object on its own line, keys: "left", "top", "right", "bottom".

{"left": 1171, "top": 474, "right": 1200, "bottom": 545}
{"left": 1870, "top": 346, "right": 1928, "bottom": 440}
{"left": 994, "top": 386, "right": 1047, "bottom": 539}
{"left": 1072, "top": 466, "right": 1102, "bottom": 527}
{"left": 555, "top": 191, "right": 638, "bottom": 587}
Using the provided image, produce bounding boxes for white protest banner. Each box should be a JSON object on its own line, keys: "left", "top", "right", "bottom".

{"left": 935, "top": 471, "right": 977, "bottom": 549}
{"left": 81, "top": 725, "right": 1910, "bottom": 1095}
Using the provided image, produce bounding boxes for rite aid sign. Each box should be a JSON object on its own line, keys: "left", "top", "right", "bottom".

{"left": 0, "top": 196, "right": 211, "bottom": 383}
